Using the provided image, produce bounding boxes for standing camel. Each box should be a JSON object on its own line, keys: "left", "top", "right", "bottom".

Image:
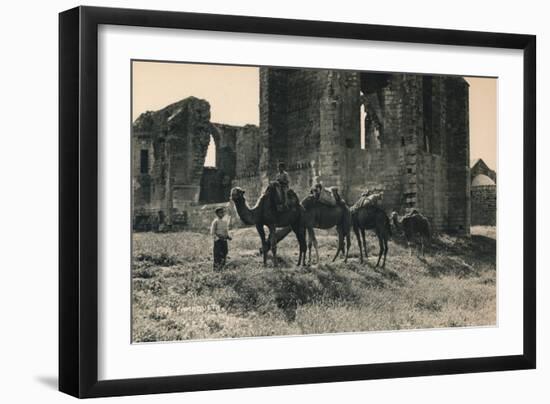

{"left": 263, "top": 193, "right": 352, "bottom": 265}
{"left": 301, "top": 195, "right": 352, "bottom": 264}
{"left": 230, "top": 186, "right": 307, "bottom": 267}
{"left": 351, "top": 205, "right": 392, "bottom": 267}
{"left": 391, "top": 211, "right": 431, "bottom": 256}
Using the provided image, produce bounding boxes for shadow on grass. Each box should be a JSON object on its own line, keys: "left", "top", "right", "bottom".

{"left": 425, "top": 257, "right": 478, "bottom": 278}
{"left": 470, "top": 235, "right": 497, "bottom": 255}
{"left": 373, "top": 266, "right": 402, "bottom": 283}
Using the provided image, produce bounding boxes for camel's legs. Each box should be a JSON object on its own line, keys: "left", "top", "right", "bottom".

{"left": 307, "top": 227, "right": 319, "bottom": 265}
{"left": 344, "top": 233, "right": 351, "bottom": 263}
{"left": 293, "top": 226, "right": 307, "bottom": 266}
{"left": 256, "top": 224, "right": 268, "bottom": 266}
{"left": 361, "top": 228, "right": 368, "bottom": 260}
{"left": 261, "top": 226, "right": 292, "bottom": 255}
{"left": 353, "top": 225, "right": 363, "bottom": 263}
{"left": 313, "top": 237, "right": 319, "bottom": 264}
{"left": 382, "top": 235, "right": 388, "bottom": 267}
{"left": 301, "top": 229, "right": 308, "bottom": 266}
{"left": 332, "top": 229, "right": 344, "bottom": 262}
{"left": 375, "top": 230, "right": 384, "bottom": 267}
{"left": 307, "top": 231, "right": 312, "bottom": 264}
{"left": 268, "top": 224, "right": 277, "bottom": 267}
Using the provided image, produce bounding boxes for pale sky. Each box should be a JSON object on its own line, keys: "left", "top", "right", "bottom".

{"left": 133, "top": 61, "right": 497, "bottom": 170}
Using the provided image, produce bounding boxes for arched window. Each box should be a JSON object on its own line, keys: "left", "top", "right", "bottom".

{"left": 204, "top": 135, "right": 216, "bottom": 167}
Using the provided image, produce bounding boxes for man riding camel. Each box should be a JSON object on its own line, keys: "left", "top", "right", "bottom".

{"left": 276, "top": 161, "right": 290, "bottom": 209}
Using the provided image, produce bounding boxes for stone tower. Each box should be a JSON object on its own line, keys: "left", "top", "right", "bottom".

{"left": 236, "top": 68, "right": 471, "bottom": 234}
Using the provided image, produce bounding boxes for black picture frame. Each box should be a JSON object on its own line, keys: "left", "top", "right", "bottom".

{"left": 59, "top": 5, "right": 536, "bottom": 398}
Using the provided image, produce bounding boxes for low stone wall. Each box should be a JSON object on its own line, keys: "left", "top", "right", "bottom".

{"left": 133, "top": 208, "right": 188, "bottom": 232}
{"left": 133, "top": 201, "right": 248, "bottom": 233}
{"left": 471, "top": 185, "right": 496, "bottom": 226}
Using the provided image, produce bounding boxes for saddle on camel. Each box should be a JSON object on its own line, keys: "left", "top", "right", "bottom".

{"left": 311, "top": 179, "right": 343, "bottom": 207}
{"left": 351, "top": 189, "right": 384, "bottom": 212}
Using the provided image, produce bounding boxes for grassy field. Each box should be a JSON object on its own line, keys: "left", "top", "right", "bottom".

{"left": 132, "top": 225, "right": 496, "bottom": 342}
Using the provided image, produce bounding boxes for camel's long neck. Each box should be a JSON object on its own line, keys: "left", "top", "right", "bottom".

{"left": 234, "top": 197, "right": 257, "bottom": 225}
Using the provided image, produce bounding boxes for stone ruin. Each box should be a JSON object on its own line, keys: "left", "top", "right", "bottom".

{"left": 133, "top": 68, "right": 471, "bottom": 234}
{"left": 132, "top": 97, "right": 258, "bottom": 230}
{"left": 470, "top": 159, "right": 496, "bottom": 226}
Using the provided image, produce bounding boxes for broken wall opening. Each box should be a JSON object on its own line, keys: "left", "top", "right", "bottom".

{"left": 199, "top": 124, "right": 237, "bottom": 204}
{"left": 359, "top": 73, "right": 390, "bottom": 151}
{"left": 203, "top": 135, "right": 216, "bottom": 167}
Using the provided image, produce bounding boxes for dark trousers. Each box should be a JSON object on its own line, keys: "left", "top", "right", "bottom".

{"left": 213, "top": 239, "right": 228, "bottom": 271}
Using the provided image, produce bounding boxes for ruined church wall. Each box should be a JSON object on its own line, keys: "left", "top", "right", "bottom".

{"left": 414, "top": 77, "right": 470, "bottom": 234}
{"left": 285, "top": 70, "right": 323, "bottom": 166}
{"left": 443, "top": 77, "right": 470, "bottom": 233}
{"left": 232, "top": 124, "right": 262, "bottom": 204}
{"left": 416, "top": 154, "right": 449, "bottom": 232}
{"left": 257, "top": 68, "right": 334, "bottom": 201}
{"left": 211, "top": 123, "right": 237, "bottom": 178}
{"left": 259, "top": 68, "right": 289, "bottom": 185}
{"left": 318, "top": 71, "right": 361, "bottom": 198}
{"left": 132, "top": 97, "right": 212, "bottom": 230}
{"left": 347, "top": 148, "right": 405, "bottom": 211}
{"left": 416, "top": 77, "right": 450, "bottom": 232}
{"left": 279, "top": 69, "right": 324, "bottom": 199}
{"left": 233, "top": 69, "right": 471, "bottom": 234}
{"left": 235, "top": 125, "right": 261, "bottom": 178}
{"left": 132, "top": 134, "right": 155, "bottom": 212}
{"left": 348, "top": 74, "right": 419, "bottom": 212}
{"left": 471, "top": 185, "right": 496, "bottom": 226}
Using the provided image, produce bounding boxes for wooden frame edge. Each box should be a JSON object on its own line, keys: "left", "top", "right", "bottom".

{"left": 59, "top": 5, "right": 537, "bottom": 398}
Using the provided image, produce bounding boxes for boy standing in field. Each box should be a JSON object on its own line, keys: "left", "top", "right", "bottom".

{"left": 210, "top": 207, "right": 231, "bottom": 271}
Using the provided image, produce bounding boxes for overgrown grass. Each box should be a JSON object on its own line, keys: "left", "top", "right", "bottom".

{"left": 132, "top": 226, "right": 496, "bottom": 342}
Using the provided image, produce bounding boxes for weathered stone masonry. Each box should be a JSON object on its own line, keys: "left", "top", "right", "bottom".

{"left": 133, "top": 68, "right": 471, "bottom": 234}
{"left": 470, "top": 159, "right": 496, "bottom": 226}
{"left": 471, "top": 185, "right": 496, "bottom": 226}
{"left": 237, "top": 68, "right": 471, "bottom": 234}
{"left": 132, "top": 97, "right": 258, "bottom": 230}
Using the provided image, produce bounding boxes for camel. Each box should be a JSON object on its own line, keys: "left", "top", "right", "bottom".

{"left": 230, "top": 185, "right": 307, "bottom": 267}
{"left": 391, "top": 210, "right": 431, "bottom": 256}
{"left": 351, "top": 205, "right": 392, "bottom": 267}
{"left": 300, "top": 195, "right": 352, "bottom": 264}
{"left": 262, "top": 190, "right": 352, "bottom": 265}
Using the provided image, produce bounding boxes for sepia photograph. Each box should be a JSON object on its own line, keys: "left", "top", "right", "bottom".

{"left": 131, "top": 60, "right": 497, "bottom": 343}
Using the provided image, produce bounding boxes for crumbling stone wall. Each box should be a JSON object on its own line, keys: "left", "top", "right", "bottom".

{"left": 471, "top": 185, "right": 496, "bottom": 225}
{"left": 132, "top": 97, "right": 258, "bottom": 230}
{"left": 132, "top": 97, "right": 212, "bottom": 227}
{"left": 252, "top": 68, "right": 362, "bottom": 202}
{"left": 232, "top": 124, "right": 262, "bottom": 203}
{"left": 199, "top": 123, "right": 239, "bottom": 204}
{"left": 349, "top": 74, "right": 419, "bottom": 215}
{"left": 198, "top": 167, "right": 224, "bottom": 203}
{"left": 255, "top": 69, "right": 471, "bottom": 234}
{"left": 442, "top": 78, "right": 471, "bottom": 233}
{"left": 133, "top": 69, "right": 471, "bottom": 235}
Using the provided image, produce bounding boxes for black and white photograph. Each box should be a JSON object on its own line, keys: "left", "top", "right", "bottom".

{"left": 131, "top": 61, "right": 498, "bottom": 342}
